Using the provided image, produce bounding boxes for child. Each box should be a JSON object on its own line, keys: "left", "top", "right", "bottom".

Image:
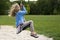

{"left": 9, "top": 3, "right": 38, "bottom": 38}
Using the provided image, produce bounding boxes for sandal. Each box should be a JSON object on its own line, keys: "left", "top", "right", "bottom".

{"left": 30, "top": 33, "right": 39, "bottom": 38}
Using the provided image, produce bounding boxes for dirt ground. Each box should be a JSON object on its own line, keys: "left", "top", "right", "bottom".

{"left": 0, "top": 25, "right": 53, "bottom": 40}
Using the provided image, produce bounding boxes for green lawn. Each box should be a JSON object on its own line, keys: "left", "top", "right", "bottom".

{"left": 0, "top": 15, "right": 60, "bottom": 40}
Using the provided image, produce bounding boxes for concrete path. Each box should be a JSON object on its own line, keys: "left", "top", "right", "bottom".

{"left": 0, "top": 25, "right": 53, "bottom": 40}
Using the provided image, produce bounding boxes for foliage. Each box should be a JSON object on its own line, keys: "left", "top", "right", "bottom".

{"left": 29, "top": 0, "right": 60, "bottom": 15}
{"left": 0, "top": 0, "right": 11, "bottom": 15}
{"left": 0, "top": 0, "right": 60, "bottom": 15}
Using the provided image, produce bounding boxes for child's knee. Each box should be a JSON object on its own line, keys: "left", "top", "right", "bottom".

{"left": 29, "top": 20, "right": 33, "bottom": 23}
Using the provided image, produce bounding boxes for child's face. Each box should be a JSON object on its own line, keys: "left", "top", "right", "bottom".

{"left": 15, "top": 5, "right": 20, "bottom": 11}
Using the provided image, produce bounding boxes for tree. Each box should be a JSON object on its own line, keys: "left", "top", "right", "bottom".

{"left": 37, "top": 0, "right": 58, "bottom": 15}
{"left": 0, "top": 0, "right": 11, "bottom": 15}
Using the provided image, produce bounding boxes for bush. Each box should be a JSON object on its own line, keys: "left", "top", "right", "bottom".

{"left": 0, "top": 0, "right": 11, "bottom": 15}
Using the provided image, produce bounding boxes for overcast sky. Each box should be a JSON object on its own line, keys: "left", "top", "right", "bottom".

{"left": 10, "top": 0, "right": 37, "bottom": 2}
{"left": 25, "top": 0, "right": 37, "bottom": 1}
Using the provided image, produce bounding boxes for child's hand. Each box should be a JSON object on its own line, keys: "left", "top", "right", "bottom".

{"left": 20, "top": 3, "right": 23, "bottom": 10}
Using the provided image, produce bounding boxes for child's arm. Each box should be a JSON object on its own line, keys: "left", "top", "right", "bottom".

{"left": 18, "top": 6, "right": 27, "bottom": 15}
{"left": 24, "top": 18, "right": 26, "bottom": 22}
{"left": 20, "top": 4, "right": 27, "bottom": 12}
{"left": 22, "top": 6, "right": 27, "bottom": 11}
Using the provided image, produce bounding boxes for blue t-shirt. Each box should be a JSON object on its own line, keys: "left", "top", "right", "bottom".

{"left": 16, "top": 6, "right": 27, "bottom": 27}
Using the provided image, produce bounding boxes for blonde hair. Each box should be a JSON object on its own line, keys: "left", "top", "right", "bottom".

{"left": 9, "top": 3, "right": 19, "bottom": 16}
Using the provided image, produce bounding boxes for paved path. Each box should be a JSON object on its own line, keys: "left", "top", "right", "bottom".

{"left": 0, "top": 25, "right": 53, "bottom": 40}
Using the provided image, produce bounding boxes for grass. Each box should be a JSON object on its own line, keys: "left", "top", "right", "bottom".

{"left": 0, "top": 15, "right": 60, "bottom": 40}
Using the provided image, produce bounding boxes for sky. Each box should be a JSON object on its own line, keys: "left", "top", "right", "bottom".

{"left": 25, "top": 0, "right": 37, "bottom": 1}
{"left": 10, "top": 0, "right": 37, "bottom": 2}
